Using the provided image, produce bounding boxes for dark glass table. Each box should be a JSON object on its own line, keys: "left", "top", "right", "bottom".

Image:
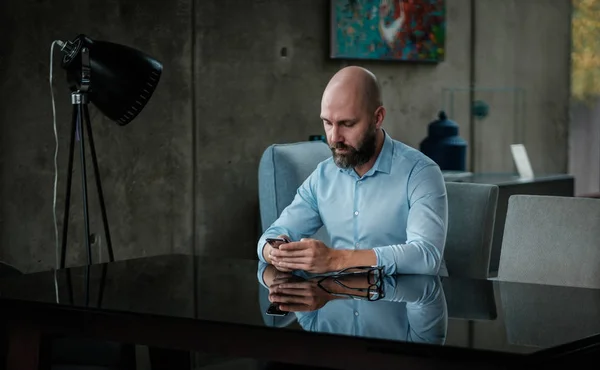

{"left": 0, "top": 254, "right": 599, "bottom": 369}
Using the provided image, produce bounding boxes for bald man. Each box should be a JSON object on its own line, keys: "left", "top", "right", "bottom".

{"left": 258, "top": 66, "right": 447, "bottom": 276}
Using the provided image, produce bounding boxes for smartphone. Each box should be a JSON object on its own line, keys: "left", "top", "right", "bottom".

{"left": 266, "top": 302, "right": 288, "bottom": 316}
{"left": 266, "top": 238, "right": 288, "bottom": 248}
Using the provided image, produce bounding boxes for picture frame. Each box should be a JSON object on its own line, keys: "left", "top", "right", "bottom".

{"left": 330, "top": 0, "right": 446, "bottom": 63}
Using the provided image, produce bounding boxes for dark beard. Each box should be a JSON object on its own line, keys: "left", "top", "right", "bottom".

{"left": 330, "top": 127, "right": 377, "bottom": 169}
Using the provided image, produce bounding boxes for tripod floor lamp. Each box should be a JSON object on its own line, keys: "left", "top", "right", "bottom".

{"left": 56, "top": 34, "right": 162, "bottom": 268}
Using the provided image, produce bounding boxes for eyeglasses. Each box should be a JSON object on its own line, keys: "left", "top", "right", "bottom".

{"left": 332, "top": 265, "right": 384, "bottom": 284}
{"left": 317, "top": 265, "right": 385, "bottom": 301}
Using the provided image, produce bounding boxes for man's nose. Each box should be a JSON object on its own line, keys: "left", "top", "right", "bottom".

{"left": 330, "top": 125, "right": 342, "bottom": 143}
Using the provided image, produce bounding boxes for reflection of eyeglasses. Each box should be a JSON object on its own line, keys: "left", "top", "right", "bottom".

{"left": 317, "top": 266, "right": 385, "bottom": 301}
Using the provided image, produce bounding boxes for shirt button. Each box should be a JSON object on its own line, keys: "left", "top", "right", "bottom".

{"left": 355, "top": 243, "right": 360, "bottom": 248}
{"left": 354, "top": 311, "right": 359, "bottom": 316}
{"left": 354, "top": 211, "right": 359, "bottom": 216}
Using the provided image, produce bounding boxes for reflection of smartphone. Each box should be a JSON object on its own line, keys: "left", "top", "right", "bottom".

{"left": 266, "top": 303, "right": 288, "bottom": 316}
{"left": 266, "top": 238, "right": 288, "bottom": 248}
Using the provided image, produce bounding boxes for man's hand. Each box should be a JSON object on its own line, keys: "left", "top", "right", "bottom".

{"left": 264, "top": 234, "right": 292, "bottom": 272}
{"left": 269, "top": 279, "right": 333, "bottom": 312}
{"left": 269, "top": 238, "right": 340, "bottom": 274}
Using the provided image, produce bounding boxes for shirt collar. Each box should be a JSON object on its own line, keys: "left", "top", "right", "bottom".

{"left": 372, "top": 129, "right": 393, "bottom": 175}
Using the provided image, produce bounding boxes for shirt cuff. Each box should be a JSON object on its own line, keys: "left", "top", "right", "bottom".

{"left": 257, "top": 235, "right": 270, "bottom": 263}
{"left": 373, "top": 247, "right": 396, "bottom": 275}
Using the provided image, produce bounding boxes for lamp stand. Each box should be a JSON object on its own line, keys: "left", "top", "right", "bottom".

{"left": 60, "top": 91, "right": 115, "bottom": 268}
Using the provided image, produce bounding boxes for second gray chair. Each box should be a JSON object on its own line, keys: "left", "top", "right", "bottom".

{"left": 496, "top": 194, "right": 600, "bottom": 288}
{"left": 444, "top": 182, "right": 499, "bottom": 279}
{"left": 497, "top": 195, "right": 600, "bottom": 349}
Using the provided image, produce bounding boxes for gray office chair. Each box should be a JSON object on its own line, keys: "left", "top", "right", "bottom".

{"left": 496, "top": 195, "right": 600, "bottom": 348}
{"left": 440, "top": 183, "right": 499, "bottom": 323}
{"left": 258, "top": 141, "right": 332, "bottom": 242}
{"left": 496, "top": 194, "right": 600, "bottom": 288}
{"left": 257, "top": 141, "right": 331, "bottom": 328}
{"left": 444, "top": 182, "right": 499, "bottom": 279}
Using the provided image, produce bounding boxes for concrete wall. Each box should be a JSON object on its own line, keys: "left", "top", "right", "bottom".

{"left": 1, "top": 0, "right": 194, "bottom": 272}
{"left": 472, "top": 0, "right": 571, "bottom": 174}
{"left": 0, "top": 0, "right": 571, "bottom": 273}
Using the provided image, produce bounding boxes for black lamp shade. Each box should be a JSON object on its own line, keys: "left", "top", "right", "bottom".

{"left": 61, "top": 34, "right": 163, "bottom": 126}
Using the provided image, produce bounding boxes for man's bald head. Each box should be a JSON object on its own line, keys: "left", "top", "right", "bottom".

{"left": 320, "top": 66, "right": 386, "bottom": 171}
{"left": 322, "top": 66, "right": 383, "bottom": 114}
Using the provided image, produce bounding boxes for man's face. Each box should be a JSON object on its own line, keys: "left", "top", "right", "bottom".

{"left": 320, "top": 87, "right": 378, "bottom": 169}
{"left": 329, "top": 120, "right": 377, "bottom": 169}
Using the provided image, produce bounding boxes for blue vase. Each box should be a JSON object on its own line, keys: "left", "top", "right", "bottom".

{"left": 309, "top": 135, "right": 326, "bottom": 143}
{"left": 420, "top": 111, "right": 468, "bottom": 171}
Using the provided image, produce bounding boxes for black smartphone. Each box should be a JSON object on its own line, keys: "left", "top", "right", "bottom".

{"left": 266, "top": 238, "right": 288, "bottom": 248}
{"left": 266, "top": 303, "right": 288, "bottom": 316}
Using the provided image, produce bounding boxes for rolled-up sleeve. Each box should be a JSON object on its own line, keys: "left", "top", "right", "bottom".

{"left": 373, "top": 164, "right": 447, "bottom": 275}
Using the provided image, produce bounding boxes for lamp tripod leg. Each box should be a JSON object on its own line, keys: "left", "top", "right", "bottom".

{"left": 59, "top": 105, "right": 78, "bottom": 269}
{"left": 82, "top": 104, "right": 115, "bottom": 262}
{"left": 77, "top": 103, "right": 93, "bottom": 266}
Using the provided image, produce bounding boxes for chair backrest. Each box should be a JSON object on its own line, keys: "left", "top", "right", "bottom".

{"left": 497, "top": 195, "right": 600, "bottom": 288}
{"left": 444, "top": 182, "right": 499, "bottom": 279}
{"left": 258, "top": 141, "right": 331, "bottom": 243}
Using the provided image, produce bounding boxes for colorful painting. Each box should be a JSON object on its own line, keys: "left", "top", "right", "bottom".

{"left": 330, "top": 0, "right": 446, "bottom": 62}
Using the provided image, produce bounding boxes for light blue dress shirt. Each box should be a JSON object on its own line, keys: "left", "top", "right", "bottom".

{"left": 257, "top": 130, "right": 448, "bottom": 275}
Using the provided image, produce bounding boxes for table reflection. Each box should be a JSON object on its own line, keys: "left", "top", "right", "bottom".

{"left": 258, "top": 262, "right": 447, "bottom": 344}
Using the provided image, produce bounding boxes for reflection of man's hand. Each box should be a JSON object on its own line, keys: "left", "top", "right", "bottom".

{"left": 268, "top": 280, "right": 333, "bottom": 312}
{"left": 262, "top": 264, "right": 303, "bottom": 287}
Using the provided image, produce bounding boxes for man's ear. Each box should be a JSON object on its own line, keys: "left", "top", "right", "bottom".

{"left": 374, "top": 106, "right": 386, "bottom": 129}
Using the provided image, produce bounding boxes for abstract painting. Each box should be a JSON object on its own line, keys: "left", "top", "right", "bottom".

{"left": 330, "top": 0, "right": 446, "bottom": 62}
